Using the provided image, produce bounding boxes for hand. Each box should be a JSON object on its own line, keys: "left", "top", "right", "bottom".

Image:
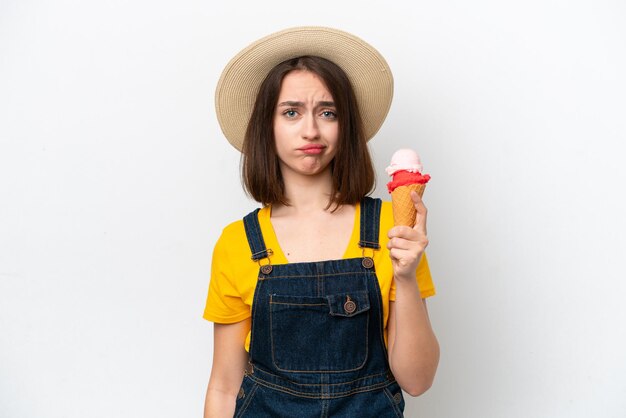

{"left": 387, "top": 191, "right": 429, "bottom": 282}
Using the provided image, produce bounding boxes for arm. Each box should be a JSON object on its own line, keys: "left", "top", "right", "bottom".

{"left": 386, "top": 191, "right": 440, "bottom": 396}
{"left": 204, "top": 318, "right": 250, "bottom": 418}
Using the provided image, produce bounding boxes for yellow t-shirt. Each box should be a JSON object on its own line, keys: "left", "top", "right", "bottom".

{"left": 203, "top": 200, "right": 436, "bottom": 351}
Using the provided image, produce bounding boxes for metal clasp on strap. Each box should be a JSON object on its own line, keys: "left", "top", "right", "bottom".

{"left": 256, "top": 249, "right": 274, "bottom": 275}
{"left": 250, "top": 248, "right": 273, "bottom": 261}
{"left": 361, "top": 247, "right": 375, "bottom": 269}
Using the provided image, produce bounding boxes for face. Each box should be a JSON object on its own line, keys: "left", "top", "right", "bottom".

{"left": 273, "top": 70, "right": 339, "bottom": 179}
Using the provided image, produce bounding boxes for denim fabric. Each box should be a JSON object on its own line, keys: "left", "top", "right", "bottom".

{"left": 236, "top": 197, "right": 404, "bottom": 417}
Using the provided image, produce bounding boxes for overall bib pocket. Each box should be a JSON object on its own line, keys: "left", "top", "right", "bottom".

{"left": 269, "top": 290, "right": 370, "bottom": 372}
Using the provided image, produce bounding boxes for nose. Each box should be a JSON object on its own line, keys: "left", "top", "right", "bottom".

{"left": 301, "top": 113, "right": 320, "bottom": 141}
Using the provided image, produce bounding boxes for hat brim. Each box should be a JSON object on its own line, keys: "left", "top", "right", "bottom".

{"left": 215, "top": 26, "right": 394, "bottom": 151}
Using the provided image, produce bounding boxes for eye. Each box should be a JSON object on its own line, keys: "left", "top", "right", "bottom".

{"left": 321, "top": 110, "right": 337, "bottom": 119}
{"left": 283, "top": 109, "right": 298, "bottom": 118}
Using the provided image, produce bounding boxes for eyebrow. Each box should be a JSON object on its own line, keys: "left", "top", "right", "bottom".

{"left": 277, "top": 101, "right": 336, "bottom": 108}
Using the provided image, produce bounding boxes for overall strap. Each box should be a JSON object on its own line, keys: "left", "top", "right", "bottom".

{"left": 243, "top": 208, "right": 271, "bottom": 261}
{"left": 358, "top": 197, "right": 382, "bottom": 250}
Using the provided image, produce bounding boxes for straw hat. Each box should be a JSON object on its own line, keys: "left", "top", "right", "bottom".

{"left": 215, "top": 26, "right": 394, "bottom": 151}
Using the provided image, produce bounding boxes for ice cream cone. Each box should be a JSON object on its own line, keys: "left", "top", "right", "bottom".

{"left": 391, "top": 183, "right": 426, "bottom": 227}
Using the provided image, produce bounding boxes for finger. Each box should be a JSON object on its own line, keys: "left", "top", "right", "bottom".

{"left": 387, "top": 225, "right": 417, "bottom": 239}
{"left": 410, "top": 191, "right": 428, "bottom": 234}
{"left": 388, "top": 247, "right": 408, "bottom": 262}
{"left": 386, "top": 236, "right": 415, "bottom": 251}
{"left": 389, "top": 247, "right": 422, "bottom": 266}
{"left": 410, "top": 190, "right": 427, "bottom": 214}
{"left": 388, "top": 235, "right": 429, "bottom": 252}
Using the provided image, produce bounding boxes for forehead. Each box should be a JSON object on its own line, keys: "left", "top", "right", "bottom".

{"left": 278, "top": 70, "right": 333, "bottom": 99}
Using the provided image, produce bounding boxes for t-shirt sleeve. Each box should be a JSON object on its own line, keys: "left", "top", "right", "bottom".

{"left": 389, "top": 252, "right": 436, "bottom": 301}
{"left": 202, "top": 229, "right": 251, "bottom": 324}
{"left": 379, "top": 200, "right": 436, "bottom": 301}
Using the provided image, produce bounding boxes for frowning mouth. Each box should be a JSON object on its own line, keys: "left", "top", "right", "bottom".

{"left": 298, "top": 145, "right": 326, "bottom": 155}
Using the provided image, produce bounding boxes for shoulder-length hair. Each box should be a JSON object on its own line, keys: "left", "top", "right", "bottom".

{"left": 241, "top": 56, "right": 375, "bottom": 208}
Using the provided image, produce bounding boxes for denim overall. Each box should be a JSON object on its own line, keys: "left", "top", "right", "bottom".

{"left": 234, "top": 197, "right": 405, "bottom": 417}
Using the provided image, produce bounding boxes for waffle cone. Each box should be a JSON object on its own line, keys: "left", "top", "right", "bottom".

{"left": 391, "top": 184, "right": 426, "bottom": 227}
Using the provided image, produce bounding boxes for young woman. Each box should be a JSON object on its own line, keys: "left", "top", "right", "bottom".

{"left": 203, "top": 27, "right": 439, "bottom": 417}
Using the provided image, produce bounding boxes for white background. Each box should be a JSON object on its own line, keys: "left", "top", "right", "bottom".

{"left": 1, "top": 1, "right": 625, "bottom": 417}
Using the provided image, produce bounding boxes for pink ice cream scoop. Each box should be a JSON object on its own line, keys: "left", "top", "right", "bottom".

{"left": 385, "top": 148, "right": 425, "bottom": 176}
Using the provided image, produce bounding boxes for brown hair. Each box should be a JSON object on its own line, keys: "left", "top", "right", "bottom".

{"left": 241, "top": 56, "right": 375, "bottom": 208}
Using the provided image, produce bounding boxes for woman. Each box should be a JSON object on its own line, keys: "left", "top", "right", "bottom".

{"left": 203, "top": 27, "right": 439, "bottom": 417}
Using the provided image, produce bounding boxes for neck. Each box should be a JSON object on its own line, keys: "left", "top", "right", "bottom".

{"left": 277, "top": 169, "right": 335, "bottom": 214}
